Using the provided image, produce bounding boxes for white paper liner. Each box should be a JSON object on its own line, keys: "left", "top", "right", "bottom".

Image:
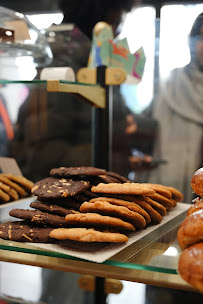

{"left": 29, "top": 202, "right": 190, "bottom": 263}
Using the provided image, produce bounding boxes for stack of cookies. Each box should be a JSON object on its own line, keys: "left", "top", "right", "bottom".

{"left": 0, "top": 173, "right": 34, "bottom": 204}
{"left": 0, "top": 166, "right": 183, "bottom": 244}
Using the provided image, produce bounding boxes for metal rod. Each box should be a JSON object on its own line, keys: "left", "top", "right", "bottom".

{"left": 92, "top": 65, "right": 112, "bottom": 304}
{"left": 91, "top": 65, "right": 113, "bottom": 171}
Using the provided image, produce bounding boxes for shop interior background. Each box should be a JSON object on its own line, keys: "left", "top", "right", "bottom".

{"left": 0, "top": 1, "right": 203, "bottom": 304}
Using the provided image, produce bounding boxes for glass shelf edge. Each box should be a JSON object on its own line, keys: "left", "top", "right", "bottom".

{"left": 0, "top": 244, "right": 177, "bottom": 275}
{"left": 0, "top": 80, "right": 99, "bottom": 86}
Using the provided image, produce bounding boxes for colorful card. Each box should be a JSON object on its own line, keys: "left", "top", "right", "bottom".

{"left": 88, "top": 23, "right": 146, "bottom": 83}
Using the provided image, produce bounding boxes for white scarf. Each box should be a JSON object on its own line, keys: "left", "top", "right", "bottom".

{"left": 148, "top": 63, "right": 203, "bottom": 203}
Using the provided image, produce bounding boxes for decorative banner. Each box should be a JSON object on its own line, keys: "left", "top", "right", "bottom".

{"left": 88, "top": 22, "right": 146, "bottom": 83}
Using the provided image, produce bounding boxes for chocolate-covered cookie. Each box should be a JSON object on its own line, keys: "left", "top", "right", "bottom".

{"left": 50, "top": 166, "right": 106, "bottom": 177}
{"left": 106, "top": 171, "right": 129, "bottom": 183}
{"left": 38, "top": 197, "right": 82, "bottom": 210}
{"left": 31, "top": 177, "right": 90, "bottom": 199}
{"left": 30, "top": 201, "right": 79, "bottom": 217}
{"left": 9, "top": 209, "right": 68, "bottom": 227}
{"left": 82, "top": 190, "right": 98, "bottom": 199}
{"left": 0, "top": 221, "right": 53, "bottom": 243}
{"left": 98, "top": 175, "right": 122, "bottom": 184}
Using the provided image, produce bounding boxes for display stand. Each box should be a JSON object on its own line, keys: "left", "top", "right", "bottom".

{"left": 0, "top": 75, "right": 195, "bottom": 301}
{"left": 47, "top": 79, "right": 106, "bottom": 108}
{"left": 92, "top": 65, "right": 112, "bottom": 304}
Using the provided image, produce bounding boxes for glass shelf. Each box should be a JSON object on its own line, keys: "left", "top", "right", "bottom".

{"left": 0, "top": 79, "right": 106, "bottom": 108}
{"left": 0, "top": 198, "right": 194, "bottom": 292}
{"left": 0, "top": 80, "right": 98, "bottom": 85}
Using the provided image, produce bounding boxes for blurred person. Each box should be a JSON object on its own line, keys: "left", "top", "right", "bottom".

{"left": 125, "top": 112, "right": 159, "bottom": 182}
{"left": 147, "top": 12, "right": 203, "bottom": 204}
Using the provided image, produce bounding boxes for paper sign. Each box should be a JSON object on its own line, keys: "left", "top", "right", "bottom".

{"left": 0, "top": 157, "right": 23, "bottom": 175}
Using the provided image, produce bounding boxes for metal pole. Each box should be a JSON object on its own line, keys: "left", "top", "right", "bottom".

{"left": 91, "top": 65, "right": 113, "bottom": 304}
{"left": 92, "top": 65, "right": 113, "bottom": 171}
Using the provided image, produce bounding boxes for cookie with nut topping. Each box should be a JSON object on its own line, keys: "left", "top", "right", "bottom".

{"left": 31, "top": 177, "right": 90, "bottom": 199}
{"left": 30, "top": 201, "right": 79, "bottom": 217}
{"left": 0, "top": 221, "right": 53, "bottom": 243}
{"left": 50, "top": 166, "right": 106, "bottom": 177}
{"left": 9, "top": 209, "right": 69, "bottom": 227}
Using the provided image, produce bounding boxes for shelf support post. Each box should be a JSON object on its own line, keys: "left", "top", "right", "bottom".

{"left": 91, "top": 65, "right": 112, "bottom": 171}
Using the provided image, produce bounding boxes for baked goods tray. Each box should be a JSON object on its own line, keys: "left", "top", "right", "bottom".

{"left": 0, "top": 198, "right": 190, "bottom": 265}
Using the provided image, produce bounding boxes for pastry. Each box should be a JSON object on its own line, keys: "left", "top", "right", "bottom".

{"left": 106, "top": 194, "right": 163, "bottom": 224}
{"left": 191, "top": 167, "right": 203, "bottom": 197}
{"left": 65, "top": 213, "right": 135, "bottom": 231}
{"left": 177, "top": 209, "right": 203, "bottom": 250}
{"left": 142, "top": 183, "right": 172, "bottom": 198}
{"left": 178, "top": 242, "right": 203, "bottom": 293}
{"left": 91, "top": 182, "right": 155, "bottom": 196}
{"left": 80, "top": 200, "right": 146, "bottom": 228}
{"left": 143, "top": 197, "right": 167, "bottom": 216}
{"left": 49, "top": 227, "right": 128, "bottom": 243}
{"left": 89, "top": 197, "right": 151, "bottom": 224}
{"left": 187, "top": 198, "right": 203, "bottom": 217}
{"left": 147, "top": 192, "right": 174, "bottom": 210}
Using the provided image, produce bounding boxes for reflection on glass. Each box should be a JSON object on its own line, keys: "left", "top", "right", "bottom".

{"left": 160, "top": 3, "right": 203, "bottom": 80}
{"left": 119, "top": 6, "right": 156, "bottom": 113}
{"left": 0, "top": 5, "right": 53, "bottom": 72}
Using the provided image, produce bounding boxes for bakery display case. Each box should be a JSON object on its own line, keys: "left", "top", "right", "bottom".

{"left": 0, "top": 196, "right": 190, "bottom": 291}
{"left": 1, "top": 4, "right": 203, "bottom": 303}
{"left": 0, "top": 77, "right": 198, "bottom": 304}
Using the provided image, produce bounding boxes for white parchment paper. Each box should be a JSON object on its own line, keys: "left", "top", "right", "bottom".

{"left": 30, "top": 203, "right": 190, "bottom": 263}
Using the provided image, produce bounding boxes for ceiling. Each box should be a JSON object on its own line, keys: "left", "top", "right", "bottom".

{"left": 0, "top": 0, "right": 202, "bottom": 38}
{"left": 1, "top": 0, "right": 203, "bottom": 13}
